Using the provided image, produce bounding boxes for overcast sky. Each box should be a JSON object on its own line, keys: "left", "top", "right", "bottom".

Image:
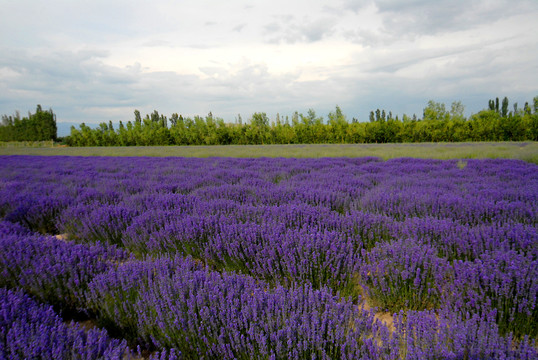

{"left": 1, "top": 0, "right": 537, "bottom": 134}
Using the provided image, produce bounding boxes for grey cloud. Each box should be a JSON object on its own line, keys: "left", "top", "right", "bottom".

{"left": 361, "top": 43, "right": 494, "bottom": 74}
{"left": 0, "top": 48, "right": 312, "bottom": 125}
{"left": 342, "top": 0, "right": 371, "bottom": 13}
{"left": 302, "top": 19, "right": 334, "bottom": 42}
{"left": 344, "top": 28, "right": 397, "bottom": 47}
{"left": 2, "top": 50, "right": 121, "bottom": 90}
{"left": 264, "top": 17, "right": 336, "bottom": 44}
{"left": 378, "top": 0, "right": 475, "bottom": 36}
{"left": 135, "top": 49, "right": 535, "bottom": 125}
{"left": 0, "top": 49, "right": 143, "bottom": 122}
{"left": 323, "top": 25, "right": 538, "bottom": 119}
{"left": 2, "top": 0, "right": 536, "bottom": 131}
{"left": 344, "top": 0, "right": 470, "bottom": 14}
{"left": 342, "top": 0, "right": 533, "bottom": 43}
{"left": 232, "top": 23, "right": 247, "bottom": 32}
{"left": 263, "top": 22, "right": 282, "bottom": 33}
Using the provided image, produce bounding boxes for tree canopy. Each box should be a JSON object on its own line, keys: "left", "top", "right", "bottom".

{"left": 3, "top": 97, "right": 537, "bottom": 146}
{"left": 67, "top": 97, "right": 538, "bottom": 146}
{"left": 0, "top": 105, "right": 57, "bottom": 141}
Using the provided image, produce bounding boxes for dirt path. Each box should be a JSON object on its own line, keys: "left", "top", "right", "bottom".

{"left": 360, "top": 297, "right": 395, "bottom": 332}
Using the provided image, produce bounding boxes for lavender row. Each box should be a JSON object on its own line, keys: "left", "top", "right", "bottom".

{"left": 5, "top": 190, "right": 535, "bottom": 265}
{"left": 0, "top": 287, "right": 134, "bottom": 359}
{"left": 446, "top": 249, "right": 538, "bottom": 337}
{"left": 85, "top": 254, "right": 538, "bottom": 359}
{"left": 360, "top": 239, "right": 449, "bottom": 312}
{"left": 85, "top": 255, "right": 383, "bottom": 359}
{"left": 55, "top": 200, "right": 536, "bottom": 302}
{"left": 360, "top": 238, "right": 537, "bottom": 338}
{"left": 0, "top": 223, "right": 535, "bottom": 358}
{"left": 122, "top": 216, "right": 362, "bottom": 296}
{"left": 1, "top": 156, "right": 536, "bottom": 228}
{"left": 1, "top": 157, "right": 535, "bottom": 253}
{"left": 1, "top": 157, "right": 536, "bottom": 300}
{"left": 3, "top": 215, "right": 536, "bottom": 343}
{"left": 392, "top": 309, "right": 537, "bottom": 359}
{"left": 0, "top": 220, "right": 132, "bottom": 312}
{"left": 0, "top": 222, "right": 381, "bottom": 358}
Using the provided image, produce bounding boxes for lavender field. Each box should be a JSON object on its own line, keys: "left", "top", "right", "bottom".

{"left": 0, "top": 155, "right": 537, "bottom": 359}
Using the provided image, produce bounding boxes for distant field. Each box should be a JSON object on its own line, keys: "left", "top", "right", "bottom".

{"left": 1, "top": 142, "right": 537, "bottom": 163}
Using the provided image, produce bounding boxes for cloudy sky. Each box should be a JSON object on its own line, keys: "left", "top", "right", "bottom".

{"left": 1, "top": 0, "right": 537, "bottom": 135}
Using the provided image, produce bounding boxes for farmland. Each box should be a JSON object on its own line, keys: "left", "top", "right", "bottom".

{"left": 0, "top": 155, "right": 537, "bottom": 359}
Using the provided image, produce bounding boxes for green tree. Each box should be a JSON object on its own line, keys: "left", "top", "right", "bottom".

{"left": 501, "top": 97, "right": 509, "bottom": 118}
{"left": 450, "top": 101, "right": 465, "bottom": 120}
{"left": 423, "top": 100, "right": 450, "bottom": 122}
{"left": 470, "top": 110, "right": 502, "bottom": 141}
{"left": 0, "top": 105, "right": 56, "bottom": 141}
{"left": 248, "top": 112, "right": 270, "bottom": 144}
{"left": 328, "top": 105, "right": 348, "bottom": 143}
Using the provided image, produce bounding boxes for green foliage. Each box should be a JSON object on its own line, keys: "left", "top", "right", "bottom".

{"left": 61, "top": 96, "right": 538, "bottom": 146}
{"left": 0, "top": 105, "right": 57, "bottom": 141}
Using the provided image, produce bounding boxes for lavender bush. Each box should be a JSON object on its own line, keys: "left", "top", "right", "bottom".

{"left": 393, "top": 308, "right": 537, "bottom": 359}
{"left": 86, "top": 255, "right": 385, "bottom": 359}
{"left": 360, "top": 239, "right": 448, "bottom": 312}
{"left": 446, "top": 250, "right": 538, "bottom": 337}
{"left": 0, "top": 287, "right": 134, "bottom": 359}
{"left": 58, "top": 203, "right": 139, "bottom": 246}
{"left": 210, "top": 222, "right": 362, "bottom": 296}
{"left": 1, "top": 190, "right": 72, "bottom": 234}
{"left": 0, "top": 221, "right": 132, "bottom": 311}
{"left": 394, "top": 216, "right": 538, "bottom": 261}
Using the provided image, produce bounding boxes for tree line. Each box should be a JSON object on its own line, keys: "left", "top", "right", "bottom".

{"left": 0, "top": 105, "right": 57, "bottom": 142}
{"left": 66, "top": 97, "right": 538, "bottom": 146}
{"left": 2, "top": 98, "right": 537, "bottom": 145}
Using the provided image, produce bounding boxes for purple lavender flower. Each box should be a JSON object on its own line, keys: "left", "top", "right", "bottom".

{"left": 1, "top": 155, "right": 536, "bottom": 358}
{"left": 360, "top": 238, "right": 449, "bottom": 312}
{"left": 0, "top": 221, "right": 132, "bottom": 311}
{"left": 0, "top": 287, "right": 134, "bottom": 359}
